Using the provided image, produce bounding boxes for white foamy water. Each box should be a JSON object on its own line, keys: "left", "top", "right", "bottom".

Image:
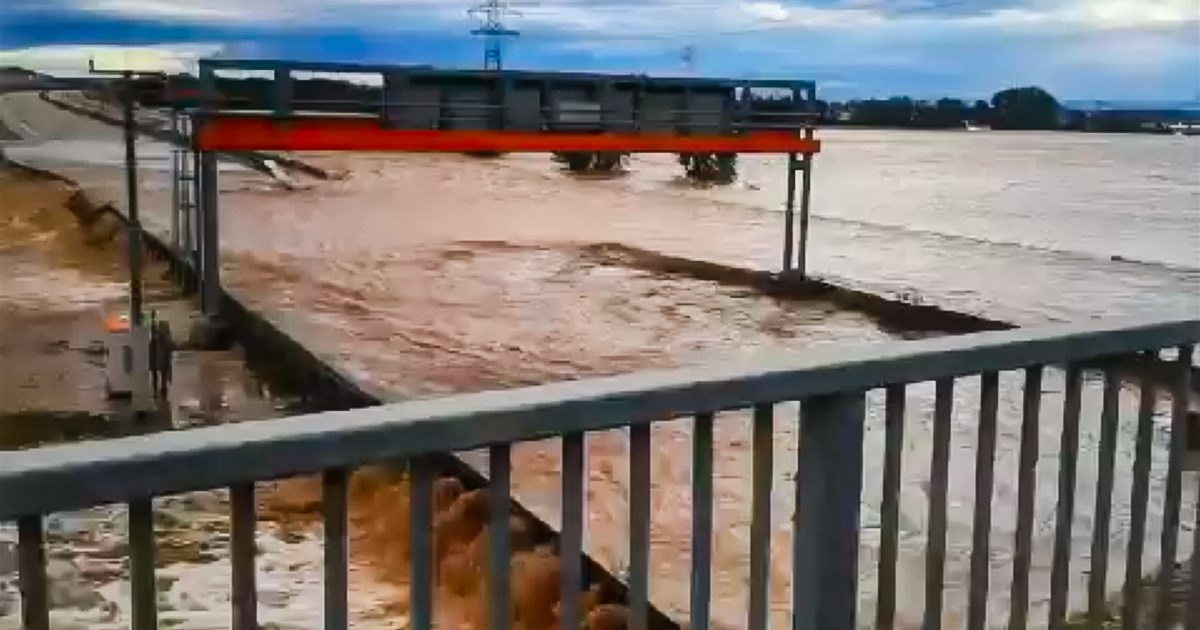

{"left": 0, "top": 497, "right": 401, "bottom": 630}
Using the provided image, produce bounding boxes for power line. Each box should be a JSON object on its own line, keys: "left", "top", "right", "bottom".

{"left": 469, "top": 0, "right": 522, "bottom": 70}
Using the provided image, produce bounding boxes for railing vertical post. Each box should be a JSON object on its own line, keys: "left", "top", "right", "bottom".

{"left": 1087, "top": 369, "right": 1120, "bottom": 626}
{"left": 230, "top": 482, "right": 258, "bottom": 630}
{"left": 923, "top": 378, "right": 956, "bottom": 630}
{"left": 1155, "top": 345, "right": 1194, "bottom": 630}
{"left": 488, "top": 444, "right": 512, "bottom": 630}
{"left": 559, "top": 433, "right": 585, "bottom": 630}
{"left": 792, "top": 392, "right": 865, "bottom": 630}
{"left": 409, "top": 457, "right": 434, "bottom": 630}
{"left": 272, "top": 67, "right": 292, "bottom": 118}
{"left": 1048, "top": 365, "right": 1083, "bottom": 630}
{"left": 17, "top": 516, "right": 48, "bottom": 630}
{"left": 129, "top": 499, "right": 158, "bottom": 630}
{"left": 1189, "top": 478, "right": 1200, "bottom": 628}
{"left": 690, "top": 413, "right": 714, "bottom": 630}
{"left": 628, "top": 423, "right": 652, "bottom": 630}
{"left": 748, "top": 404, "right": 775, "bottom": 630}
{"left": 1123, "top": 372, "right": 1158, "bottom": 625}
{"left": 1009, "top": 366, "right": 1043, "bottom": 630}
{"left": 967, "top": 372, "right": 1000, "bottom": 630}
{"left": 323, "top": 469, "right": 349, "bottom": 630}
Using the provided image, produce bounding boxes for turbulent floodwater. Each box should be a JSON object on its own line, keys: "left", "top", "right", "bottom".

{"left": 5, "top": 96, "right": 1199, "bottom": 628}
{"left": 209, "top": 132, "right": 1196, "bottom": 627}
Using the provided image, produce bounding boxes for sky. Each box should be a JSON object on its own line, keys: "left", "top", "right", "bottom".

{"left": 0, "top": 0, "right": 1198, "bottom": 101}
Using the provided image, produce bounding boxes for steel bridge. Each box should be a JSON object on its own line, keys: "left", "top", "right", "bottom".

{"left": 159, "top": 59, "right": 823, "bottom": 323}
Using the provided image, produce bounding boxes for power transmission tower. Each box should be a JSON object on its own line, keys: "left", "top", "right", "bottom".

{"left": 469, "top": 0, "right": 521, "bottom": 70}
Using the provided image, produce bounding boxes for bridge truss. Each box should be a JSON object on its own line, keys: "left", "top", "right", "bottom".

{"left": 172, "top": 59, "right": 823, "bottom": 319}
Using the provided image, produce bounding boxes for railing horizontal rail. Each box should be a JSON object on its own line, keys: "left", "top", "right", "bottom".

{"left": 1, "top": 316, "right": 1196, "bottom": 520}
{"left": 198, "top": 57, "right": 817, "bottom": 90}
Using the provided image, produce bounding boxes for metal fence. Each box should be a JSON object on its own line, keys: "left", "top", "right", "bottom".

{"left": 2, "top": 316, "right": 1197, "bottom": 630}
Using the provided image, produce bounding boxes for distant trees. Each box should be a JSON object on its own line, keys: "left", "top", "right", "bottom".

{"left": 837, "top": 97, "right": 984, "bottom": 129}
{"left": 972, "top": 100, "right": 991, "bottom": 123}
{"left": 990, "top": 86, "right": 1061, "bottom": 130}
{"left": 826, "top": 88, "right": 1067, "bottom": 130}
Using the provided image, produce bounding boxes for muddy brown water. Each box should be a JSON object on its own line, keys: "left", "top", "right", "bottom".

{"left": 158, "top": 150, "right": 1188, "bottom": 628}
{"left": 4, "top": 94, "right": 1198, "bottom": 627}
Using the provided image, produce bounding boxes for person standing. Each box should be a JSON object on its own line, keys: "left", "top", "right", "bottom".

{"left": 148, "top": 310, "right": 159, "bottom": 394}
{"left": 155, "top": 320, "right": 176, "bottom": 399}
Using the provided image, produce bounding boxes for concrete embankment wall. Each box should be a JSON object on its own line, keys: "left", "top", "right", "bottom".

{"left": 0, "top": 152, "right": 681, "bottom": 629}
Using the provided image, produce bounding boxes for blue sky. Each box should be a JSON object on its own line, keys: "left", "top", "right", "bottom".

{"left": 1, "top": 0, "right": 1198, "bottom": 100}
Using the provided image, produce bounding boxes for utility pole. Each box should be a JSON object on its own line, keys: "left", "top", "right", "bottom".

{"left": 469, "top": 0, "right": 521, "bottom": 70}
{"left": 89, "top": 61, "right": 166, "bottom": 416}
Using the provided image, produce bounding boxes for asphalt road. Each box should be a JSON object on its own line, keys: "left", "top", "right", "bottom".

{"left": 0, "top": 91, "right": 119, "bottom": 143}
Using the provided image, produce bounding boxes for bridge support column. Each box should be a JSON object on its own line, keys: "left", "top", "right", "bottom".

{"left": 199, "top": 150, "right": 220, "bottom": 320}
{"left": 169, "top": 109, "right": 181, "bottom": 285}
{"left": 782, "top": 151, "right": 797, "bottom": 272}
{"left": 782, "top": 127, "right": 815, "bottom": 277}
{"left": 190, "top": 145, "right": 202, "bottom": 284}
{"left": 796, "top": 127, "right": 815, "bottom": 278}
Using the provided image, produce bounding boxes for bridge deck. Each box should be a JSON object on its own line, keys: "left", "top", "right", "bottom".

{"left": 185, "top": 59, "right": 822, "bottom": 154}
{"left": 196, "top": 117, "right": 823, "bottom": 152}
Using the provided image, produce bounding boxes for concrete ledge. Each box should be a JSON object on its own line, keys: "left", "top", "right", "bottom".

{"left": 579, "top": 241, "right": 1014, "bottom": 334}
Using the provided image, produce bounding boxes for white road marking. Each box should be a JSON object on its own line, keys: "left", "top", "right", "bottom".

{"left": 0, "top": 94, "right": 41, "bottom": 140}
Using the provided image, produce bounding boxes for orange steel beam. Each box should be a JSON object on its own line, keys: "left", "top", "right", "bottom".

{"left": 196, "top": 116, "right": 821, "bottom": 154}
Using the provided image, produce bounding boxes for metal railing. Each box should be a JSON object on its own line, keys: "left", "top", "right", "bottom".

{"left": 2, "top": 316, "right": 1198, "bottom": 629}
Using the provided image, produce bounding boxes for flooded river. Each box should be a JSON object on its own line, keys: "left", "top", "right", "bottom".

{"left": 211, "top": 140, "right": 1199, "bottom": 627}
{"left": 3, "top": 90, "right": 1199, "bottom": 628}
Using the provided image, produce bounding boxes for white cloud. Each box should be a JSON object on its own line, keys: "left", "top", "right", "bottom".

{"left": 956, "top": 0, "right": 1200, "bottom": 31}
{"left": 3, "top": 0, "right": 1194, "bottom": 98}
{"left": 79, "top": 0, "right": 252, "bottom": 21}
{"left": 22, "top": 0, "right": 1199, "bottom": 38}
{"left": 739, "top": 1, "right": 790, "bottom": 22}
{"left": 0, "top": 43, "right": 223, "bottom": 76}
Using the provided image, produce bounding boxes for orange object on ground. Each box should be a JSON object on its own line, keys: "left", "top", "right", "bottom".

{"left": 104, "top": 312, "right": 130, "bottom": 333}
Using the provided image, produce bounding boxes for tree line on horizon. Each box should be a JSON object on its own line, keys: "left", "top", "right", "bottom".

{"left": 819, "top": 86, "right": 1198, "bottom": 133}
{"left": 821, "top": 86, "right": 1062, "bottom": 130}
{"left": 122, "top": 74, "right": 1187, "bottom": 183}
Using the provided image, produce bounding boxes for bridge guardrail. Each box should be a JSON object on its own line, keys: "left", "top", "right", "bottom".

{"left": 2, "top": 316, "right": 1198, "bottom": 629}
